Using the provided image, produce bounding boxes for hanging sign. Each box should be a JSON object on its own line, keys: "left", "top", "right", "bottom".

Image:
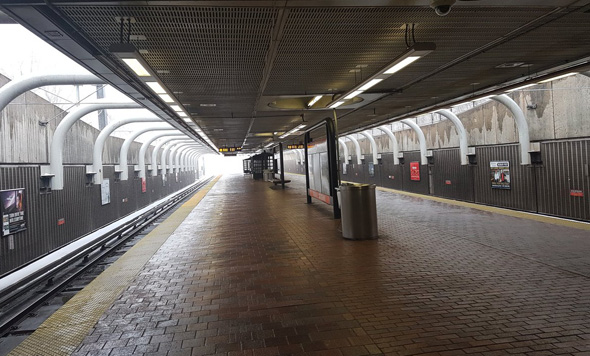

{"left": 410, "top": 162, "right": 420, "bottom": 181}
{"left": 490, "top": 161, "right": 510, "bottom": 189}
{"left": 287, "top": 144, "right": 304, "bottom": 149}
{"left": 1, "top": 188, "right": 26, "bottom": 236}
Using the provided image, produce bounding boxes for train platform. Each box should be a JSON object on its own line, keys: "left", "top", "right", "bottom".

{"left": 8, "top": 173, "right": 590, "bottom": 356}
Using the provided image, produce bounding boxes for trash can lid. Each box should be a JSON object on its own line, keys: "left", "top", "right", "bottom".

{"left": 338, "top": 183, "right": 375, "bottom": 190}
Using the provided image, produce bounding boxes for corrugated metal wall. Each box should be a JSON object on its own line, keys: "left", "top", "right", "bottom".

{"left": 402, "top": 151, "right": 430, "bottom": 195}
{"left": 284, "top": 138, "right": 589, "bottom": 222}
{"left": 432, "top": 148, "right": 474, "bottom": 202}
{"left": 0, "top": 164, "right": 197, "bottom": 275}
{"left": 537, "top": 140, "right": 589, "bottom": 220}
{"left": 473, "top": 144, "right": 537, "bottom": 212}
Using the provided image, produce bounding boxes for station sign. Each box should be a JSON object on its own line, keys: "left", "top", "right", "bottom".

{"left": 287, "top": 144, "right": 304, "bottom": 149}
{"left": 219, "top": 147, "right": 242, "bottom": 153}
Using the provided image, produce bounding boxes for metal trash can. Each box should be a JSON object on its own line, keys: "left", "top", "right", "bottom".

{"left": 263, "top": 169, "right": 274, "bottom": 182}
{"left": 337, "top": 183, "right": 378, "bottom": 240}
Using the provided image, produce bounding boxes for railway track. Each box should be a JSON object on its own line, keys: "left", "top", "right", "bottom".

{"left": 0, "top": 177, "right": 213, "bottom": 355}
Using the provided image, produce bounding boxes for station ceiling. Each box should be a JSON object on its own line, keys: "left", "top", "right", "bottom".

{"left": 1, "top": 1, "right": 590, "bottom": 153}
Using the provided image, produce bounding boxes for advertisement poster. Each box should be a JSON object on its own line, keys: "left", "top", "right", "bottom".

{"left": 101, "top": 178, "right": 111, "bottom": 205}
{"left": 490, "top": 161, "right": 510, "bottom": 189}
{"left": 368, "top": 162, "right": 375, "bottom": 177}
{"left": 342, "top": 163, "right": 347, "bottom": 175}
{"left": 410, "top": 161, "right": 420, "bottom": 181}
{"left": 141, "top": 178, "right": 146, "bottom": 193}
{"left": 1, "top": 188, "right": 26, "bottom": 236}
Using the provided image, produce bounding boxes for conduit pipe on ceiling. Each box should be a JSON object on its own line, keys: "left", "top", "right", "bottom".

{"left": 436, "top": 109, "right": 469, "bottom": 165}
{"left": 91, "top": 117, "right": 161, "bottom": 184}
{"left": 345, "top": 135, "right": 362, "bottom": 165}
{"left": 0, "top": 74, "right": 104, "bottom": 112}
{"left": 361, "top": 131, "right": 379, "bottom": 165}
{"left": 400, "top": 119, "right": 428, "bottom": 165}
{"left": 47, "top": 101, "right": 141, "bottom": 190}
{"left": 118, "top": 126, "right": 175, "bottom": 181}
{"left": 491, "top": 94, "right": 531, "bottom": 165}
{"left": 375, "top": 126, "right": 400, "bottom": 165}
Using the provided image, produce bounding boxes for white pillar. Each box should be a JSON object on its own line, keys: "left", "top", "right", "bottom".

{"left": 338, "top": 138, "right": 350, "bottom": 164}
{"left": 119, "top": 126, "right": 175, "bottom": 181}
{"left": 437, "top": 109, "right": 469, "bottom": 165}
{"left": 346, "top": 135, "right": 363, "bottom": 165}
{"left": 400, "top": 119, "right": 428, "bottom": 165}
{"left": 361, "top": 131, "right": 379, "bottom": 165}
{"left": 492, "top": 94, "right": 531, "bottom": 165}
{"left": 376, "top": 126, "right": 400, "bottom": 165}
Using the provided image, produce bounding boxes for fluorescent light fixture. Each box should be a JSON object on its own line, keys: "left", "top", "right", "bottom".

{"left": 121, "top": 58, "right": 150, "bottom": 77}
{"left": 329, "top": 101, "right": 345, "bottom": 109}
{"left": 358, "top": 79, "right": 383, "bottom": 91}
{"left": 307, "top": 95, "right": 323, "bottom": 107}
{"left": 279, "top": 133, "right": 289, "bottom": 139}
{"left": 344, "top": 90, "right": 364, "bottom": 100}
{"left": 324, "top": 42, "right": 435, "bottom": 109}
{"left": 183, "top": 118, "right": 192, "bottom": 123}
{"left": 384, "top": 56, "right": 420, "bottom": 74}
{"left": 538, "top": 72, "right": 577, "bottom": 83}
{"left": 146, "top": 81, "right": 166, "bottom": 94}
{"left": 296, "top": 124, "right": 307, "bottom": 130}
{"left": 159, "top": 94, "right": 174, "bottom": 103}
{"left": 178, "top": 112, "right": 188, "bottom": 117}
{"left": 170, "top": 105, "right": 182, "bottom": 112}
{"left": 506, "top": 83, "right": 536, "bottom": 92}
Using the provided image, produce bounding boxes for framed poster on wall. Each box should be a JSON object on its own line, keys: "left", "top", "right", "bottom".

{"left": 101, "top": 179, "right": 111, "bottom": 205}
{"left": 368, "top": 162, "right": 375, "bottom": 177}
{"left": 1, "top": 188, "right": 26, "bottom": 236}
{"left": 410, "top": 161, "right": 420, "bottom": 181}
{"left": 141, "top": 178, "right": 147, "bottom": 193}
{"left": 490, "top": 161, "right": 510, "bottom": 189}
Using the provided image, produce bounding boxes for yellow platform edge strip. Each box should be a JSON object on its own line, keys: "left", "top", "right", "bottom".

{"left": 375, "top": 186, "right": 590, "bottom": 231}
{"left": 288, "top": 173, "right": 589, "bottom": 231}
{"left": 8, "top": 176, "right": 221, "bottom": 356}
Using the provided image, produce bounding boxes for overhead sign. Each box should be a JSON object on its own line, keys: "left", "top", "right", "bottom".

{"left": 1, "top": 188, "right": 26, "bottom": 236}
{"left": 490, "top": 161, "right": 510, "bottom": 189}
{"left": 410, "top": 162, "right": 420, "bottom": 181}
{"left": 219, "top": 146, "right": 242, "bottom": 153}
{"left": 287, "top": 144, "right": 304, "bottom": 149}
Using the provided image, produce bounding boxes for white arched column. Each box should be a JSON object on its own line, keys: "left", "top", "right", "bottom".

{"left": 46, "top": 101, "right": 141, "bottom": 189}
{"left": 141, "top": 134, "right": 185, "bottom": 179}
{"left": 0, "top": 74, "right": 103, "bottom": 112}
{"left": 91, "top": 117, "right": 161, "bottom": 184}
{"left": 118, "top": 126, "right": 176, "bottom": 181}
{"left": 361, "top": 131, "right": 378, "bottom": 165}
{"left": 151, "top": 136, "right": 186, "bottom": 177}
{"left": 436, "top": 109, "right": 469, "bottom": 165}
{"left": 400, "top": 119, "right": 428, "bottom": 165}
{"left": 376, "top": 126, "right": 400, "bottom": 165}
{"left": 346, "top": 135, "right": 362, "bottom": 165}
{"left": 338, "top": 138, "right": 350, "bottom": 164}
{"left": 492, "top": 94, "right": 531, "bottom": 165}
{"left": 167, "top": 140, "right": 194, "bottom": 174}
{"left": 177, "top": 145, "right": 204, "bottom": 172}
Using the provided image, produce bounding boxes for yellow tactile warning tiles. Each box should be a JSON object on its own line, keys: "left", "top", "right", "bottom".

{"left": 67, "top": 173, "right": 590, "bottom": 356}
{"left": 8, "top": 177, "right": 220, "bottom": 356}
{"left": 376, "top": 186, "right": 590, "bottom": 232}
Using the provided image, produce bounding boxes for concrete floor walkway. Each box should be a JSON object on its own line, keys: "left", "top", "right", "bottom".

{"left": 67, "top": 173, "right": 590, "bottom": 356}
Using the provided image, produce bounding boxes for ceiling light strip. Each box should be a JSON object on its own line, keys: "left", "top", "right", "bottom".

{"left": 327, "top": 43, "right": 435, "bottom": 109}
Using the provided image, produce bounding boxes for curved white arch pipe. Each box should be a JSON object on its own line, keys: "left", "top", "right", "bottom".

{"left": 437, "top": 109, "right": 469, "bottom": 165}
{"left": 119, "top": 126, "right": 176, "bottom": 181}
{"left": 361, "top": 131, "right": 379, "bottom": 165}
{"left": 376, "top": 126, "right": 400, "bottom": 165}
{"left": 346, "top": 135, "right": 362, "bottom": 165}
{"left": 492, "top": 94, "right": 531, "bottom": 165}
{"left": 400, "top": 119, "right": 428, "bottom": 165}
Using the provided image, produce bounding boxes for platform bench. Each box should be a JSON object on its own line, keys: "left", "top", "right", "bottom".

{"left": 272, "top": 179, "right": 291, "bottom": 185}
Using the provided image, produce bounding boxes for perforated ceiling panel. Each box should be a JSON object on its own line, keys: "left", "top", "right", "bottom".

{"left": 9, "top": 1, "right": 587, "bottom": 151}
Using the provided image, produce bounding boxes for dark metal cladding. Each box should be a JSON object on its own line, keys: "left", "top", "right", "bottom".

{"left": 402, "top": 151, "right": 430, "bottom": 195}
{"left": 380, "top": 153, "right": 403, "bottom": 190}
{"left": 473, "top": 144, "right": 536, "bottom": 212}
{"left": 432, "top": 148, "right": 474, "bottom": 202}
{"left": 0, "top": 165, "right": 197, "bottom": 276}
{"left": 537, "top": 140, "right": 590, "bottom": 221}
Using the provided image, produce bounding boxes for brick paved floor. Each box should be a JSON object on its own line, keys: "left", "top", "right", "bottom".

{"left": 72, "top": 174, "right": 590, "bottom": 356}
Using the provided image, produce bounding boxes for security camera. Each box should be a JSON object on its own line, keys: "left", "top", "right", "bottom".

{"left": 430, "top": 0, "right": 456, "bottom": 16}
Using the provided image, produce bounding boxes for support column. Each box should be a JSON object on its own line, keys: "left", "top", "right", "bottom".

{"left": 119, "top": 126, "right": 175, "bottom": 181}
{"left": 346, "top": 135, "right": 363, "bottom": 165}
{"left": 279, "top": 142, "right": 285, "bottom": 189}
{"left": 361, "top": 131, "right": 379, "bottom": 165}
{"left": 400, "top": 119, "right": 428, "bottom": 165}
{"left": 436, "top": 109, "right": 469, "bottom": 165}
{"left": 492, "top": 94, "right": 531, "bottom": 165}
{"left": 304, "top": 131, "right": 311, "bottom": 204}
{"left": 376, "top": 126, "right": 400, "bottom": 165}
{"left": 47, "top": 101, "right": 141, "bottom": 189}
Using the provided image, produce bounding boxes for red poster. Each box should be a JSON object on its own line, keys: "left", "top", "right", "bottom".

{"left": 141, "top": 178, "right": 147, "bottom": 193}
{"left": 410, "top": 162, "right": 420, "bottom": 181}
